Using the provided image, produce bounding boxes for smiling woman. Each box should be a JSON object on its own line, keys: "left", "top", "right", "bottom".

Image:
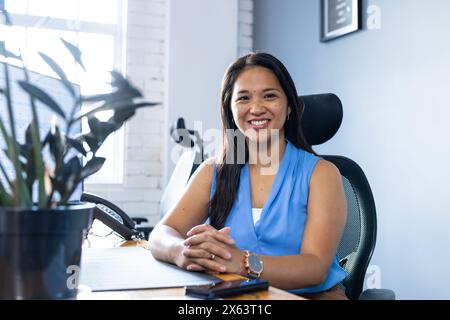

{"left": 149, "top": 53, "right": 349, "bottom": 299}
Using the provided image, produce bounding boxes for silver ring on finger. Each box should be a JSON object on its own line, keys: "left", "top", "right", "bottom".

{"left": 210, "top": 254, "right": 215, "bottom": 260}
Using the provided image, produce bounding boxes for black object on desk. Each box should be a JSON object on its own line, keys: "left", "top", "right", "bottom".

{"left": 185, "top": 278, "right": 269, "bottom": 299}
{"left": 81, "top": 192, "right": 145, "bottom": 240}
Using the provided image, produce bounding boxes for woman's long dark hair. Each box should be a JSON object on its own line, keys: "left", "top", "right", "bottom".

{"left": 209, "top": 53, "right": 315, "bottom": 229}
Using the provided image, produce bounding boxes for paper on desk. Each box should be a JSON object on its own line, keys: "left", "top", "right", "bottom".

{"left": 80, "top": 247, "right": 222, "bottom": 291}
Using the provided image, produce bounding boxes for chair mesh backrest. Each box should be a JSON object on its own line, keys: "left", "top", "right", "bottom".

{"left": 324, "top": 155, "right": 377, "bottom": 300}
{"left": 338, "top": 177, "right": 362, "bottom": 279}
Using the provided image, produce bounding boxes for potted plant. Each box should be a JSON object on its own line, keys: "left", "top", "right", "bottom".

{"left": 0, "top": 9, "right": 158, "bottom": 299}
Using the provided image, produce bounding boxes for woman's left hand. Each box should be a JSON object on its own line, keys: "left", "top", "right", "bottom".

{"left": 183, "top": 225, "right": 244, "bottom": 275}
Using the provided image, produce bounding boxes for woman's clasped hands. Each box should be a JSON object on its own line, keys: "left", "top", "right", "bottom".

{"left": 177, "top": 224, "right": 244, "bottom": 275}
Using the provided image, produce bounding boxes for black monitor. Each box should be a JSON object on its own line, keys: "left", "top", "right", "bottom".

{"left": 0, "top": 61, "right": 83, "bottom": 202}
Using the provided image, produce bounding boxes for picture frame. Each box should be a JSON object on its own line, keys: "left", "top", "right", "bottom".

{"left": 321, "top": 0, "right": 361, "bottom": 42}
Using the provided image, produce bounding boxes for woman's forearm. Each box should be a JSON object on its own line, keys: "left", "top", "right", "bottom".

{"left": 148, "top": 224, "right": 185, "bottom": 264}
{"left": 257, "top": 253, "right": 328, "bottom": 290}
{"left": 181, "top": 228, "right": 329, "bottom": 289}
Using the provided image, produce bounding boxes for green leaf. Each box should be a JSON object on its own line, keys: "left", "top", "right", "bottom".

{"left": 88, "top": 117, "right": 116, "bottom": 144}
{"left": 60, "top": 156, "right": 82, "bottom": 187}
{"left": 20, "top": 124, "right": 37, "bottom": 192}
{"left": 41, "top": 130, "right": 51, "bottom": 148}
{"left": 55, "top": 156, "right": 83, "bottom": 203}
{"left": 25, "top": 123, "right": 34, "bottom": 145}
{"left": 3, "top": 141, "right": 21, "bottom": 161}
{"left": 112, "top": 107, "right": 135, "bottom": 125}
{"left": 114, "top": 102, "right": 159, "bottom": 123}
{"left": 133, "top": 102, "right": 160, "bottom": 109}
{"left": 21, "top": 62, "right": 47, "bottom": 207}
{"left": 66, "top": 137, "right": 87, "bottom": 156}
{"left": 18, "top": 81, "right": 66, "bottom": 120}
{"left": 0, "top": 180, "right": 13, "bottom": 207}
{"left": 24, "top": 156, "right": 37, "bottom": 194}
{"left": 110, "top": 70, "right": 128, "bottom": 88}
{"left": 80, "top": 93, "right": 112, "bottom": 103}
{"left": 49, "top": 176, "right": 64, "bottom": 199}
{"left": 79, "top": 156, "right": 105, "bottom": 181}
{"left": 19, "top": 124, "right": 34, "bottom": 162}
{"left": 81, "top": 87, "right": 142, "bottom": 104}
{"left": 0, "top": 160, "right": 13, "bottom": 190}
{"left": 2, "top": 58, "right": 31, "bottom": 207}
{"left": 80, "top": 71, "right": 142, "bottom": 104}
{"left": 0, "top": 41, "right": 20, "bottom": 59}
{"left": 48, "top": 124, "right": 65, "bottom": 170}
{"left": 60, "top": 38, "right": 86, "bottom": 71}
{"left": 83, "top": 134, "right": 100, "bottom": 153}
{"left": 71, "top": 101, "right": 158, "bottom": 125}
{"left": 39, "top": 52, "right": 76, "bottom": 98}
{"left": 0, "top": 8, "right": 13, "bottom": 26}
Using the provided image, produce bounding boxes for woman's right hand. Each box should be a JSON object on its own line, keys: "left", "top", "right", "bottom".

{"left": 176, "top": 225, "right": 235, "bottom": 272}
{"left": 173, "top": 246, "right": 206, "bottom": 271}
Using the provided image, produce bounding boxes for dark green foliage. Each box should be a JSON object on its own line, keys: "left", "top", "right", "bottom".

{"left": 0, "top": 9, "right": 159, "bottom": 208}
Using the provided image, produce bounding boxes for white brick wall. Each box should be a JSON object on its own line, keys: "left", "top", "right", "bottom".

{"left": 85, "top": 0, "right": 167, "bottom": 225}
{"left": 86, "top": 0, "right": 254, "bottom": 226}
{"left": 238, "top": 0, "right": 254, "bottom": 56}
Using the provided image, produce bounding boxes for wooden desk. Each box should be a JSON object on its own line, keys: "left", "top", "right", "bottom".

{"left": 78, "top": 235, "right": 304, "bottom": 300}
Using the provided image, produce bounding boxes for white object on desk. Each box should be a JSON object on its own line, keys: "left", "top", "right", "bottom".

{"left": 80, "top": 247, "right": 221, "bottom": 291}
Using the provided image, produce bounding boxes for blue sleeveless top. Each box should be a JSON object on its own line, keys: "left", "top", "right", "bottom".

{"left": 210, "top": 140, "right": 347, "bottom": 293}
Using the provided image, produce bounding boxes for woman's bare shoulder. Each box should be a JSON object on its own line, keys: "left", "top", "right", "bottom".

{"left": 189, "top": 157, "right": 216, "bottom": 185}
{"left": 203, "top": 157, "right": 216, "bottom": 168}
{"left": 311, "top": 159, "right": 342, "bottom": 185}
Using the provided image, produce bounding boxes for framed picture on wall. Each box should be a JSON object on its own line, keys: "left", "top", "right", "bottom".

{"left": 321, "top": 0, "right": 361, "bottom": 42}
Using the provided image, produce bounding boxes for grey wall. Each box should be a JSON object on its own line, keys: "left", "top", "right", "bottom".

{"left": 254, "top": 0, "right": 450, "bottom": 299}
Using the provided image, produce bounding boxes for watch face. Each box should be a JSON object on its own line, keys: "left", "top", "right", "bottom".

{"left": 248, "top": 254, "right": 263, "bottom": 272}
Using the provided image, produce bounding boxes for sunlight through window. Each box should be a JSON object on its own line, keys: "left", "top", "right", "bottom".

{"left": 3, "top": 0, "right": 127, "bottom": 184}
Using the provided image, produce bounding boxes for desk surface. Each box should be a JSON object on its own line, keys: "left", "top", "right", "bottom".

{"left": 78, "top": 235, "right": 303, "bottom": 300}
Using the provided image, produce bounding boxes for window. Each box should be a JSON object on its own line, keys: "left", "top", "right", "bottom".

{"left": 1, "top": 0, "right": 127, "bottom": 184}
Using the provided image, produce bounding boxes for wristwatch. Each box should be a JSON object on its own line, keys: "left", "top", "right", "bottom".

{"left": 243, "top": 250, "right": 263, "bottom": 279}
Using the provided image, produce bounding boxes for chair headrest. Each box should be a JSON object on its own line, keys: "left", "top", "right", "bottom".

{"left": 299, "top": 93, "right": 343, "bottom": 146}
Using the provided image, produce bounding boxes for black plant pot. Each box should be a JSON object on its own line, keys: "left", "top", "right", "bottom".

{"left": 0, "top": 203, "right": 94, "bottom": 300}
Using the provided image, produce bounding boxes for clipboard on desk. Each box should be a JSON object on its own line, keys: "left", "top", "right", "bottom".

{"left": 80, "top": 247, "right": 222, "bottom": 291}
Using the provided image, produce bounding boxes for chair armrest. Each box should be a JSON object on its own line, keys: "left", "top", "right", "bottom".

{"left": 358, "top": 289, "right": 396, "bottom": 300}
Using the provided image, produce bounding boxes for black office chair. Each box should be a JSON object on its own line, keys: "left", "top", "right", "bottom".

{"left": 161, "top": 95, "right": 395, "bottom": 299}
{"left": 301, "top": 94, "right": 395, "bottom": 300}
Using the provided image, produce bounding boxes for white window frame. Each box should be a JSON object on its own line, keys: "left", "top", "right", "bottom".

{"left": 4, "top": 0, "right": 128, "bottom": 185}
